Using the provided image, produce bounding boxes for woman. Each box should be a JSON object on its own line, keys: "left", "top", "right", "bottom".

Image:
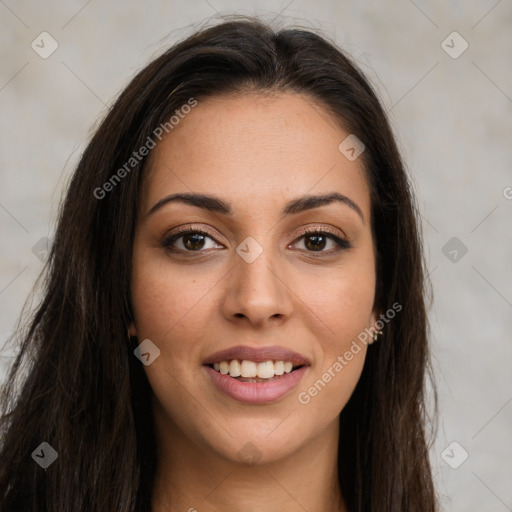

{"left": 0, "top": 16, "right": 438, "bottom": 511}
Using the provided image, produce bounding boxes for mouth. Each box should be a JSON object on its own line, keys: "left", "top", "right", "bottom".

{"left": 202, "top": 345, "right": 310, "bottom": 404}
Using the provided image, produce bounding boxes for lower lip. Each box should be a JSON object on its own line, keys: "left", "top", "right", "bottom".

{"left": 203, "top": 365, "right": 308, "bottom": 404}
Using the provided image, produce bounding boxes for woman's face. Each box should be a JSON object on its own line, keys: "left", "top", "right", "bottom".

{"left": 131, "top": 92, "right": 378, "bottom": 464}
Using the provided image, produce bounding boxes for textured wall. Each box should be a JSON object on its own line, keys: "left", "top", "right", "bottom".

{"left": 1, "top": 1, "right": 511, "bottom": 510}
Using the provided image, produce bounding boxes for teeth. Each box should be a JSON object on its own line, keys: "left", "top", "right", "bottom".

{"left": 211, "top": 359, "right": 299, "bottom": 379}
{"left": 257, "top": 361, "right": 274, "bottom": 379}
{"left": 240, "top": 360, "right": 257, "bottom": 378}
{"left": 229, "top": 359, "right": 241, "bottom": 377}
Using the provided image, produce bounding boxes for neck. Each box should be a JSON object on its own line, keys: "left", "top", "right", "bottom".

{"left": 151, "top": 409, "right": 347, "bottom": 512}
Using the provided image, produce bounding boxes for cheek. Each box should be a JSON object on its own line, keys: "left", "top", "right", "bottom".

{"left": 296, "top": 260, "right": 376, "bottom": 346}
{"left": 332, "top": 277, "right": 375, "bottom": 339}
{"left": 130, "top": 252, "right": 215, "bottom": 415}
{"left": 131, "top": 251, "right": 216, "bottom": 340}
{"left": 293, "top": 255, "right": 375, "bottom": 417}
{"left": 130, "top": 250, "right": 226, "bottom": 399}
{"left": 294, "top": 277, "right": 371, "bottom": 428}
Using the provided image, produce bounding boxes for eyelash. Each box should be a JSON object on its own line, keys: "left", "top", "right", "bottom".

{"left": 160, "top": 225, "right": 352, "bottom": 256}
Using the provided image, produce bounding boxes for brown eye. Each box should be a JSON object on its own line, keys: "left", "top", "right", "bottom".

{"left": 292, "top": 230, "right": 351, "bottom": 254}
{"left": 303, "top": 234, "right": 328, "bottom": 251}
{"left": 182, "top": 233, "right": 207, "bottom": 250}
{"left": 161, "top": 229, "right": 223, "bottom": 253}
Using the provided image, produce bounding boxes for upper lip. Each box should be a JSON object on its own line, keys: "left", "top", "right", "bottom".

{"left": 203, "top": 345, "right": 311, "bottom": 366}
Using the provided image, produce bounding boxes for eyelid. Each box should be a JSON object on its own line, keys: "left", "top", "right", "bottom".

{"left": 166, "top": 224, "right": 220, "bottom": 240}
{"left": 294, "top": 224, "right": 347, "bottom": 241}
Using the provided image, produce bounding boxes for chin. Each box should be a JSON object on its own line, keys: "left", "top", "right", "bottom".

{"left": 212, "top": 434, "right": 303, "bottom": 467}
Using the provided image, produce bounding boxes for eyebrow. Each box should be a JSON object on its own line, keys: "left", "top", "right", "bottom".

{"left": 146, "top": 192, "right": 365, "bottom": 223}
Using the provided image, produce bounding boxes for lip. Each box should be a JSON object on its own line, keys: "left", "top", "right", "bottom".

{"left": 202, "top": 345, "right": 311, "bottom": 404}
{"left": 203, "top": 365, "right": 309, "bottom": 404}
{"left": 202, "top": 345, "right": 311, "bottom": 366}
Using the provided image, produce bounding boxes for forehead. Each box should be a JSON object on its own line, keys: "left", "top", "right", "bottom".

{"left": 141, "top": 92, "right": 370, "bottom": 219}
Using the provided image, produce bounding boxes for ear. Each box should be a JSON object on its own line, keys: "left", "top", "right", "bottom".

{"left": 129, "top": 323, "right": 137, "bottom": 337}
{"left": 367, "top": 307, "right": 381, "bottom": 345}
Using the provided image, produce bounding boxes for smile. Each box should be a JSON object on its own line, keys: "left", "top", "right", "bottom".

{"left": 202, "top": 345, "right": 310, "bottom": 404}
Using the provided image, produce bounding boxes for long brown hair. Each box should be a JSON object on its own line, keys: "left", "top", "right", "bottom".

{"left": 0, "top": 16, "right": 438, "bottom": 511}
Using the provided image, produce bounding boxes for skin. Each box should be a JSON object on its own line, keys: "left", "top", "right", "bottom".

{"left": 130, "top": 92, "right": 379, "bottom": 512}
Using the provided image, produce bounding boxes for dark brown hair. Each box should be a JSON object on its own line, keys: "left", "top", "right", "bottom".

{"left": 0, "top": 15, "right": 438, "bottom": 511}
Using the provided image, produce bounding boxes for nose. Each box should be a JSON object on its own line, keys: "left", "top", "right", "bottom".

{"left": 221, "top": 248, "right": 293, "bottom": 327}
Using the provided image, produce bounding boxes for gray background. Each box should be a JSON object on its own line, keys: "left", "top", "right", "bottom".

{"left": 1, "top": 1, "right": 511, "bottom": 510}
